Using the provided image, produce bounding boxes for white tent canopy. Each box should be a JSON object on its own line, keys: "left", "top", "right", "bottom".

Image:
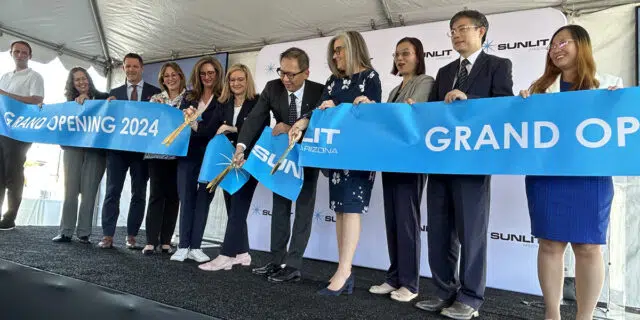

{"left": 0, "top": 0, "right": 634, "bottom": 79}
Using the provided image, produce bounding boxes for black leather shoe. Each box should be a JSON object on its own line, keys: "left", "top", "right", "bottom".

{"left": 415, "top": 297, "right": 455, "bottom": 312}
{"left": 268, "top": 266, "right": 301, "bottom": 283}
{"left": 0, "top": 219, "right": 15, "bottom": 231}
{"left": 77, "top": 236, "right": 91, "bottom": 244}
{"left": 52, "top": 235, "right": 72, "bottom": 243}
{"left": 252, "top": 262, "right": 282, "bottom": 276}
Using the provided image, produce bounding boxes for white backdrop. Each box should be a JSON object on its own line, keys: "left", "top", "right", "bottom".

{"left": 243, "top": 8, "right": 567, "bottom": 295}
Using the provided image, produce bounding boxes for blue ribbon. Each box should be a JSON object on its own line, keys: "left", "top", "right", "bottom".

{"left": 243, "top": 127, "right": 304, "bottom": 200}
{"left": 0, "top": 96, "right": 189, "bottom": 156}
{"left": 299, "top": 87, "right": 640, "bottom": 176}
{"left": 198, "top": 135, "right": 250, "bottom": 194}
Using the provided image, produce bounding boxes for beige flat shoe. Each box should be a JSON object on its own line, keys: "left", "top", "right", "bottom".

{"left": 369, "top": 282, "right": 397, "bottom": 294}
{"left": 390, "top": 287, "right": 418, "bottom": 302}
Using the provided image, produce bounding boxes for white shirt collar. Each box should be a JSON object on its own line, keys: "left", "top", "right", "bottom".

{"left": 127, "top": 79, "right": 145, "bottom": 88}
{"left": 287, "top": 82, "right": 305, "bottom": 101}
{"left": 460, "top": 48, "right": 482, "bottom": 66}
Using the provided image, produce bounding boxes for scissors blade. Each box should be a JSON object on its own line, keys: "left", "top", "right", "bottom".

{"left": 207, "top": 164, "right": 233, "bottom": 193}
{"left": 270, "top": 140, "right": 296, "bottom": 175}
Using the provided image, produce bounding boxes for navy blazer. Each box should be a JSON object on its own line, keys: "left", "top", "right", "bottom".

{"left": 109, "top": 81, "right": 161, "bottom": 102}
{"left": 429, "top": 51, "right": 514, "bottom": 102}
{"left": 178, "top": 92, "right": 221, "bottom": 161}
{"left": 200, "top": 95, "right": 268, "bottom": 156}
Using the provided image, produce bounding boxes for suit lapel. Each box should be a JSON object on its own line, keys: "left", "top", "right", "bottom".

{"left": 279, "top": 88, "right": 289, "bottom": 120}
{"left": 443, "top": 61, "right": 458, "bottom": 95}
{"left": 300, "top": 81, "right": 314, "bottom": 115}
{"left": 464, "top": 51, "right": 488, "bottom": 90}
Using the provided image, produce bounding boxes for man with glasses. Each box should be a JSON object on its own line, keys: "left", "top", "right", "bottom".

{"left": 0, "top": 40, "right": 44, "bottom": 231}
{"left": 415, "top": 10, "right": 513, "bottom": 320}
{"left": 233, "top": 47, "right": 323, "bottom": 283}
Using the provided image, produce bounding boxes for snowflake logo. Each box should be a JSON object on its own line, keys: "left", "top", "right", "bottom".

{"left": 265, "top": 62, "right": 278, "bottom": 75}
{"left": 482, "top": 40, "right": 495, "bottom": 52}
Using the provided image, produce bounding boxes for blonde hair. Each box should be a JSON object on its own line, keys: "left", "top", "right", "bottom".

{"left": 327, "top": 31, "right": 373, "bottom": 77}
{"left": 218, "top": 64, "right": 257, "bottom": 103}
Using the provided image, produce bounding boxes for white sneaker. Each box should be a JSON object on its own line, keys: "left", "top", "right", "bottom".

{"left": 187, "top": 249, "right": 210, "bottom": 262}
{"left": 234, "top": 253, "right": 251, "bottom": 266}
{"left": 170, "top": 248, "right": 189, "bottom": 262}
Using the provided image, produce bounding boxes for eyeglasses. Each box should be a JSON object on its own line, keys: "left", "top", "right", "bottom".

{"left": 277, "top": 68, "right": 306, "bottom": 80}
{"left": 392, "top": 51, "right": 414, "bottom": 60}
{"left": 332, "top": 46, "right": 345, "bottom": 56}
{"left": 547, "top": 40, "right": 575, "bottom": 51}
{"left": 199, "top": 71, "right": 216, "bottom": 78}
{"left": 447, "top": 25, "right": 480, "bottom": 37}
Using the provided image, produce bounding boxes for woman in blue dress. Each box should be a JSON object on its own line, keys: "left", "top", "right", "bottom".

{"left": 519, "top": 25, "right": 623, "bottom": 320}
{"left": 289, "top": 30, "right": 382, "bottom": 296}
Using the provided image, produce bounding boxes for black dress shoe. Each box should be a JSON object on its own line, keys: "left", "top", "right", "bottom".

{"left": 77, "top": 236, "right": 91, "bottom": 244}
{"left": 52, "top": 235, "right": 72, "bottom": 243}
{"left": 268, "top": 266, "right": 301, "bottom": 283}
{"left": 252, "top": 262, "right": 282, "bottom": 276}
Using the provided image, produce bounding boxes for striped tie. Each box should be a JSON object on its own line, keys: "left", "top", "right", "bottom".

{"left": 454, "top": 59, "right": 470, "bottom": 90}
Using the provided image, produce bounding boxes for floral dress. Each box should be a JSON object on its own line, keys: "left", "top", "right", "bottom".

{"left": 320, "top": 69, "right": 381, "bottom": 214}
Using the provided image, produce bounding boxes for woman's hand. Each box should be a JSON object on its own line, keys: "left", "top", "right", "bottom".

{"left": 353, "top": 95, "right": 374, "bottom": 105}
{"left": 75, "top": 94, "right": 90, "bottom": 105}
{"left": 318, "top": 100, "right": 336, "bottom": 110}
{"left": 519, "top": 89, "right": 530, "bottom": 98}
{"left": 216, "top": 124, "right": 237, "bottom": 135}
{"left": 288, "top": 118, "right": 310, "bottom": 145}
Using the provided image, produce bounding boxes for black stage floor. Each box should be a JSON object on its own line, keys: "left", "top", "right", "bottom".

{"left": 0, "top": 226, "right": 577, "bottom": 319}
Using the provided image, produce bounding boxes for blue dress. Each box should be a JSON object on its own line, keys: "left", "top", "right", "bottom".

{"left": 319, "top": 69, "right": 382, "bottom": 214}
{"left": 525, "top": 80, "right": 612, "bottom": 244}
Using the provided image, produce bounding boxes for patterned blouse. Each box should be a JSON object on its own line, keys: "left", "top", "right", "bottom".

{"left": 144, "top": 89, "right": 186, "bottom": 160}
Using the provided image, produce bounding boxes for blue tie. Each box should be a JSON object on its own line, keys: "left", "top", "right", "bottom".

{"left": 454, "top": 59, "right": 470, "bottom": 90}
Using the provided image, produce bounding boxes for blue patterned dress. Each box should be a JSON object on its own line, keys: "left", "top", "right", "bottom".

{"left": 524, "top": 80, "right": 613, "bottom": 244}
{"left": 319, "top": 69, "right": 382, "bottom": 214}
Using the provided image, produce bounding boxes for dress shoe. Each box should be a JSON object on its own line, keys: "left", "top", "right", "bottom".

{"left": 390, "top": 287, "right": 418, "bottom": 302}
{"left": 142, "top": 245, "right": 155, "bottom": 255}
{"left": 415, "top": 297, "right": 454, "bottom": 312}
{"left": 369, "top": 282, "right": 397, "bottom": 294}
{"left": 77, "top": 236, "right": 91, "bottom": 244}
{"left": 268, "top": 266, "right": 301, "bottom": 283}
{"left": 440, "top": 301, "right": 479, "bottom": 320}
{"left": 234, "top": 253, "right": 251, "bottom": 266}
{"left": 252, "top": 262, "right": 281, "bottom": 276}
{"left": 317, "top": 273, "right": 354, "bottom": 296}
{"left": 52, "top": 234, "right": 72, "bottom": 243}
{"left": 199, "top": 254, "right": 235, "bottom": 271}
{"left": 126, "top": 236, "right": 137, "bottom": 249}
{"left": 0, "top": 219, "right": 15, "bottom": 231}
{"left": 161, "top": 245, "right": 174, "bottom": 254}
{"left": 97, "top": 236, "right": 113, "bottom": 249}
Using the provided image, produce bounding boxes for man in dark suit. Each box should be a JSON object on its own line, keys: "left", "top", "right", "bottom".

{"left": 414, "top": 10, "right": 513, "bottom": 320}
{"left": 232, "top": 47, "right": 323, "bottom": 283}
{"left": 98, "top": 53, "right": 161, "bottom": 249}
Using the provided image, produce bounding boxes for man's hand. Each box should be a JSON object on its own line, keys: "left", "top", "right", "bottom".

{"left": 232, "top": 145, "right": 246, "bottom": 167}
{"left": 288, "top": 118, "right": 309, "bottom": 145}
{"left": 107, "top": 96, "right": 116, "bottom": 102}
{"left": 272, "top": 122, "right": 291, "bottom": 136}
{"left": 444, "top": 89, "right": 467, "bottom": 103}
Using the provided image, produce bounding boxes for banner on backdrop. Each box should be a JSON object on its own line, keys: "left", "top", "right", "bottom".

{"left": 300, "top": 87, "right": 640, "bottom": 176}
{"left": 198, "top": 135, "right": 250, "bottom": 194}
{"left": 243, "top": 127, "right": 304, "bottom": 201}
{"left": 0, "top": 96, "right": 189, "bottom": 156}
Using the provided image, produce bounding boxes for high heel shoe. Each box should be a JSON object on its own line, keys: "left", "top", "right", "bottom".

{"left": 317, "top": 274, "right": 354, "bottom": 296}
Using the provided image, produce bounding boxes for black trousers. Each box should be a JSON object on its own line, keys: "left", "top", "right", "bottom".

{"left": 220, "top": 176, "right": 259, "bottom": 256}
{"left": 271, "top": 167, "right": 319, "bottom": 269}
{"left": 101, "top": 150, "right": 149, "bottom": 237}
{"left": 177, "top": 158, "right": 214, "bottom": 249}
{"left": 0, "top": 136, "right": 30, "bottom": 223}
{"left": 145, "top": 159, "right": 179, "bottom": 246}
{"left": 381, "top": 172, "right": 426, "bottom": 294}
{"left": 426, "top": 174, "right": 491, "bottom": 310}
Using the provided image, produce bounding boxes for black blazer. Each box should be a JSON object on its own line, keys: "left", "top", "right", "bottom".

{"left": 429, "top": 51, "right": 514, "bottom": 102}
{"left": 237, "top": 79, "right": 324, "bottom": 153}
{"left": 178, "top": 92, "right": 221, "bottom": 161}
{"left": 200, "top": 95, "right": 268, "bottom": 150}
{"left": 109, "top": 81, "right": 161, "bottom": 101}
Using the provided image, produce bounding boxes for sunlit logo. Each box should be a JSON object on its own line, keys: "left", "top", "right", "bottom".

{"left": 482, "top": 40, "right": 495, "bottom": 52}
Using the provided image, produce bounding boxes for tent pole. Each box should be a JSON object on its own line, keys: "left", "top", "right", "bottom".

{"left": 89, "top": 0, "right": 111, "bottom": 64}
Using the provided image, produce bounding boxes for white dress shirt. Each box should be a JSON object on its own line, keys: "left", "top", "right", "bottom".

{"left": 127, "top": 80, "right": 145, "bottom": 101}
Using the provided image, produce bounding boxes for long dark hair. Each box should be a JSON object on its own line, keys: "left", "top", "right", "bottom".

{"left": 64, "top": 67, "right": 100, "bottom": 101}
{"left": 186, "top": 56, "right": 224, "bottom": 102}
{"left": 391, "top": 37, "right": 426, "bottom": 76}
{"left": 530, "top": 25, "right": 599, "bottom": 93}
